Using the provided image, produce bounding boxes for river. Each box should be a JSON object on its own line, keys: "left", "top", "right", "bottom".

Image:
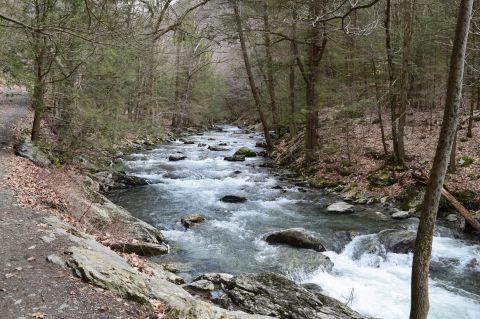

{"left": 109, "top": 125, "right": 480, "bottom": 319}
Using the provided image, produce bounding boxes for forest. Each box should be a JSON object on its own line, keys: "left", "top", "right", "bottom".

{"left": 0, "top": 1, "right": 479, "bottom": 319}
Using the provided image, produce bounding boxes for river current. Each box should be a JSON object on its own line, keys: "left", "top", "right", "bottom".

{"left": 109, "top": 125, "right": 480, "bottom": 319}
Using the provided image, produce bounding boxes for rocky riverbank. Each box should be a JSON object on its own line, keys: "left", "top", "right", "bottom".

{"left": 5, "top": 124, "right": 373, "bottom": 318}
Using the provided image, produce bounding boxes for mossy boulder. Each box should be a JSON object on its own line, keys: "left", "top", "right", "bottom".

{"left": 368, "top": 169, "right": 397, "bottom": 186}
{"left": 308, "top": 177, "right": 339, "bottom": 189}
{"left": 452, "top": 189, "right": 478, "bottom": 210}
{"left": 398, "top": 186, "right": 425, "bottom": 211}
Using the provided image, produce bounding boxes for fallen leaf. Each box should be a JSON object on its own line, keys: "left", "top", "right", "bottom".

{"left": 15, "top": 267, "right": 22, "bottom": 271}
{"left": 27, "top": 257, "right": 36, "bottom": 262}
{"left": 5, "top": 273, "right": 15, "bottom": 278}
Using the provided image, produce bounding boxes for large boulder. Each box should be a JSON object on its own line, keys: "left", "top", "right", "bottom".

{"left": 377, "top": 229, "right": 416, "bottom": 254}
{"left": 111, "top": 172, "right": 149, "bottom": 188}
{"left": 234, "top": 147, "right": 257, "bottom": 157}
{"left": 216, "top": 272, "right": 365, "bottom": 319}
{"left": 264, "top": 228, "right": 326, "bottom": 252}
{"left": 169, "top": 154, "right": 187, "bottom": 161}
{"left": 15, "top": 141, "right": 51, "bottom": 167}
{"left": 109, "top": 241, "right": 169, "bottom": 257}
{"left": 221, "top": 195, "right": 247, "bottom": 203}
{"left": 326, "top": 202, "right": 354, "bottom": 213}
{"left": 181, "top": 214, "right": 206, "bottom": 228}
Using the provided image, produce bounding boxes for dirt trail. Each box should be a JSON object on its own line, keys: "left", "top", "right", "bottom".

{"left": 0, "top": 88, "right": 148, "bottom": 319}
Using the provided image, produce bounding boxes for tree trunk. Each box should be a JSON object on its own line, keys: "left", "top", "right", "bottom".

{"left": 397, "top": 0, "right": 416, "bottom": 164}
{"left": 448, "top": 130, "right": 457, "bottom": 172}
{"left": 262, "top": 0, "right": 279, "bottom": 135}
{"left": 288, "top": 1, "right": 298, "bottom": 137}
{"left": 304, "top": 2, "right": 326, "bottom": 164}
{"left": 372, "top": 59, "right": 389, "bottom": 156}
{"left": 385, "top": 0, "right": 399, "bottom": 163}
{"left": 232, "top": 0, "right": 273, "bottom": 151}
{"left": 467, "top": 83, "right": 474, "bottom": 138}
{"left": 410, "top": 1, "right": 473, "bottom": 318}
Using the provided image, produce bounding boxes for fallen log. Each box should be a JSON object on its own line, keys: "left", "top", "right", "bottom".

{"left": 412, "top": 171, "right": 480, "bottom": 232}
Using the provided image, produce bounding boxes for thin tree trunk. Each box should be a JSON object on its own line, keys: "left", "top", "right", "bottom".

{"left": 372, "top": 59, "right": 389, "bottom": 156}
{"left": 304, "top": 2, "right": 327, "bottom": 164}
{"left": 232, "top": 0, "right": 273, "bottom": 150}
{"left": 467, "top": 84, "right": 474, "bottom": 137}
{"left": 397, "top": 0, "right": 416, "bottom": 164}
{"left": 410, "top": 1, "right": 473, "bottom": 318}
{"left": 288, "top": 1, "right": 297, "bottom": 137}
{"left": 262, "top": 0, "right": 279, "bottom": 135}
{"left": 385, "top": 0, "right": 399, "bottom": 162}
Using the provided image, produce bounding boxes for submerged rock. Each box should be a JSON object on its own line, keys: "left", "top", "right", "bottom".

{"left": 224, "top": 155, "right": 246, "bottom": 162}
{"left": 208, "top": 145, "right": 228, "bottom": 151}
{"left": 326, "top": 202, "right": 354, "bottom": 213}
{"left": 234, "top": 147, "right": 256, "bottom": 157}
{"left": 169, "top": 154, "right": 187, "bottom": 161}
{"left": 181, "top": 214, "right": 206, "bottom": 228}
{"left": 220, "top": 195, "right": 247, "bottom": 203}
{"left": 264, "top": 228, "right": 326, "bottom": 252}
{"left": 377, "top": 229, "right": 416, "bottom": 254}
{"left": 15, "top": 141, "right": 51, "bottom": 167}
{"left": 273, "top": 248, "right": 333, "bottom": 277}
{"left": 109, "top": 242, "right": 169, "bottom": 257}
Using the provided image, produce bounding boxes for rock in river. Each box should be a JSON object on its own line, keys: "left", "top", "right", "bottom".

{"left": 234, "top": 147, "right": 257, "bottom": 157}
{"left": 224, "top": 155, "right": 246, "bottom": 162}
{"left": 326, "top": 201, "right": 354, "bottom": 213}
{"left": 391, "top": 210, "right": 411, "bottom": 220}
{"left": 264, "top": 228, "right": 326, "bottom": 252}
{"left": 377, "top": 229, "right": 416, "bottom": 254}
{"left": 220, "top": 195, "right": 247, "bottom": 203}
{"left": 169, "top": 154, "right": 187, "bottom": 161}
{"left": 208, "top": 145, "right": 228, "bottom": 151}
{"left": 181, "top": 214, "right": 206, "bottom": 228}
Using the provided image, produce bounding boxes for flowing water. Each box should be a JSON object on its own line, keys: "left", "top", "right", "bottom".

{"left": 109, "top": 125, "right": 480, "bottom": 319}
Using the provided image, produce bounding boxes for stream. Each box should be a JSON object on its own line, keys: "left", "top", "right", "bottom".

{"left": 109, "top": 125, "right": 480, "bottom": 319}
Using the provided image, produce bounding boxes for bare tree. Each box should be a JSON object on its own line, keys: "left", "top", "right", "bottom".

{"left": 410, "top": 0, "right": 474, "bottom": 318}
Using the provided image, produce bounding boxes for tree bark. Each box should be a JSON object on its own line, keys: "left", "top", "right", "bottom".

{"left": 288, "top": 1, "right": 298, "bottom": 137}
{"left": 385, "top": 0, "right": 399, "bottom": 163}
{"left": 262, "top": 0, "right": 279, "bottom": 135}
{"left": 467, "top": 84, "right": 474, "bottom": 138}
{"left": 304, "top": 2, "right": 327, "bottom": 164}
{"left": 232, "top": 0, "right": 273, "bottom": 150}
{"left": 410, "top": 1, "right": 473, "bottom": 318}
{"left": 372, "top": 59, "right": 389, "bottom": 156}
{"left": 397, "top": 0, "right": 416, "bottom": 164}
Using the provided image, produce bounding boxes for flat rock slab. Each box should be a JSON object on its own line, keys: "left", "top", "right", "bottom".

{"left": 109, "top": 242, "right": 169, "bottom": 256}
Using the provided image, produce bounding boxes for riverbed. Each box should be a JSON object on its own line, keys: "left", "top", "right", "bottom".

{"left": 109, "top": 125, "right": 480, "bottom": 319}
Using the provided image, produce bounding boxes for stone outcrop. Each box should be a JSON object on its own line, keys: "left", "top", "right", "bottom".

{"left": 15, "top": 141, "right": 51, "bottom": 167}
{"left": 109, "top": 242, "right": 169, "bottom": 257}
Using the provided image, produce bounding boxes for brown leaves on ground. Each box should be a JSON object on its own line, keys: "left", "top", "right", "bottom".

{"left": 149, "top": 299, "right": 168, "bottom": 319}
{"left": 119, "top": 252, "right": 155, "bottom": 277}
{"left": 276, "top": 106, "right": 480, "bottom": 202}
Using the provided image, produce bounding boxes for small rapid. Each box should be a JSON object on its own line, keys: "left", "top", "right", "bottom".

{"left": 110, "top": 125, "right": 480, "bottom": 319}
